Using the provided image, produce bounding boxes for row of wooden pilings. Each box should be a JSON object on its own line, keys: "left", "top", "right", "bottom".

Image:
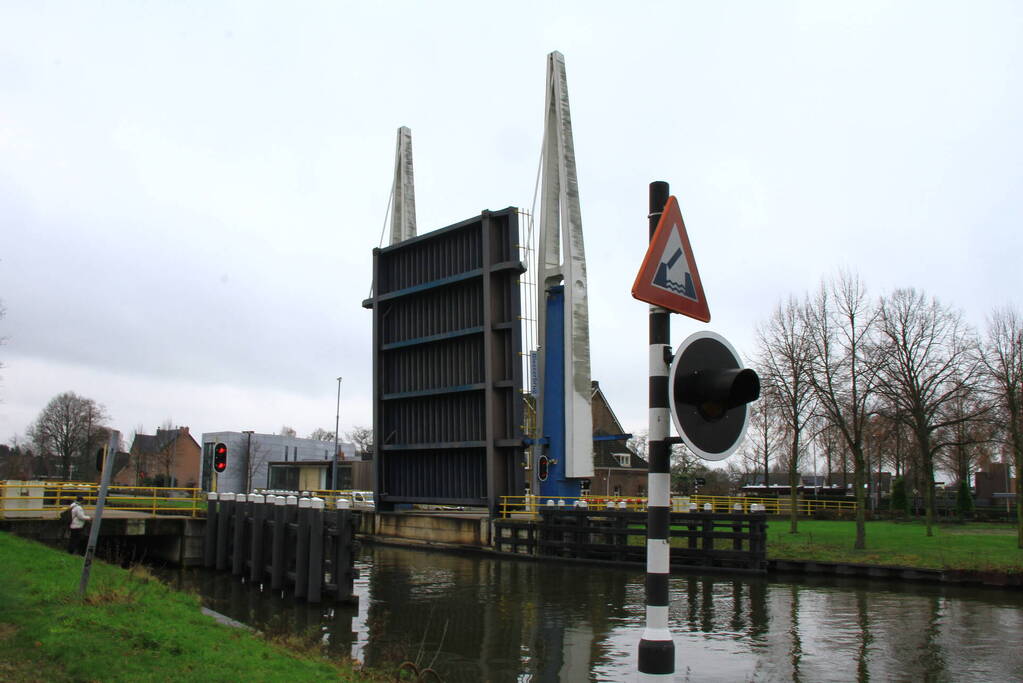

{"left": 202, "top": 492, "right": 357, "bottom": 603}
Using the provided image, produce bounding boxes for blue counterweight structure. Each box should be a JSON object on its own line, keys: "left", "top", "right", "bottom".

{"left": 538, "top": 286, "right": 582, "bottom": 499}
{"left": 532, "top": 51, "right": 594, "bottom": 499}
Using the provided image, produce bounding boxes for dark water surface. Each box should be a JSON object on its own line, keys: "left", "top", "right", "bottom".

{"left": 158, "top": 544, "right": 1023, "bottom": 682}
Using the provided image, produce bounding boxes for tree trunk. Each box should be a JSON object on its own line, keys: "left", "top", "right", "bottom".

{"left": 789, "top": 465, "right": 799, "bottom": 534}
{"left": 852, "top": 446, "right": 867, "bottom": 550}
{"left": 1016, "top": 448, "right": 1022, "bottom": 550}
{"left": 918, "top": 426, "right": 935, "bottom": 537}
{"left": 1012, "top": 413, "right": 1022, "bottom": 549}
{"left": 789, "top": 431, "right": 800, "bottom": 534}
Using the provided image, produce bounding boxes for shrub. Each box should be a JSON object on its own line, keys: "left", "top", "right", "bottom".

{"left": 890, "top": 477, "right": 909, "bottom": 517}
{"left": 955, "top": 480, "right": 975, "bottom": 519}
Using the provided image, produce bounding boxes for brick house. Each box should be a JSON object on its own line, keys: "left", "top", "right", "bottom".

{"left": 114, "top": 427, "right": 201, "bottom": 488}
{"left": 584, "top": 381, "right": 649, "bottom": 498}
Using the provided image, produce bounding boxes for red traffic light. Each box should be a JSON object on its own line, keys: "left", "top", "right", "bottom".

{"left": 213, "top": 442, "right": 228, "bottom": 473}
{"left": 537, "top": 455, "right": 549, "bottom": 482}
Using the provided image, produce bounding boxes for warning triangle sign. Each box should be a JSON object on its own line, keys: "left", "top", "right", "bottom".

{"left": 631, "top": 196, "right": 711, "bottom": 322}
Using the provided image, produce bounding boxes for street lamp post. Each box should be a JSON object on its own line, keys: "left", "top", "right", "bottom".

{"left": 331, "top": 377, "right": 342, "bottom": 491}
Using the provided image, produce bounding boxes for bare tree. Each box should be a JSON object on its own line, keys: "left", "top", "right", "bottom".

{"left": 757, "top": 295, "right": 816, "bottom": 533}
{"left": 982, "top": 305, "right": 1023, "bottom": 548}
{"left": 935, "top": 383, "right": 995, "bottom": 487}
{"left": 738, "top": 399, "right": 784, "bottom": 490}
{"left": 812, "top": 418, "right": 848, "bottom": 487}
{"left": 245, "top": 438, "right": 271, "bottom": 492}
{"left": 346, "top": 426, "right": 374, "bottom": 460}
{"left": 279, "top": 425, "right": 297, "bottom": 438}
{"left": 28, "top": 392, "right": 110, "bottom": 480}
{"left": 803, "top": 273, "right": 879, "bottom": 550}
{"left": 307, "top": 428, "right": 336, "bottom": 442}
{"left": 152, "top": 421, "right": 180, "bottom": 486}
{"left": 669, "top": 442, "right": 701, "bottom": 492}
{"left": 874, "top": 288, "right": 986, "bottom": 536}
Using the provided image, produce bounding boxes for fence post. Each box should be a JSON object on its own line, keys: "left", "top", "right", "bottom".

{"left": 701, "top": 515, "right": 714, "bottom": 552}
{"left": 732, "top": 504, "right": 743, "bottom": 551}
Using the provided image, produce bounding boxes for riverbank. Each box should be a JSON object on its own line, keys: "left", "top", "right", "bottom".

{"left": 766, "top": 519, "right": 1023, "bottom": 572}
{"left": 0, "top": 532, "right": 380, "bottom": 682}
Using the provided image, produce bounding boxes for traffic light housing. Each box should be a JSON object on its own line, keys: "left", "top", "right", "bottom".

{"left": 537, "top": 455, "right": 549, "bottom": 482}
{"left": 668, "top": 331, "right": 760, "bottom": 461}
{"left": 95, "top": 446, "right": 106, "bottom": 472}
{"left": 213, "top": 442, "right": 228, "bottom": 473}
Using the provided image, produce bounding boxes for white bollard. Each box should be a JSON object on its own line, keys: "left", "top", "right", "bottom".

{"left": 605, "top": 499, "right": 615, "bottom": 510}
{"left": 703, "top": 503, "right": 712, "bottom": 511}
{"left": 286, "top": 495, "right": 298, "bottom": 506}
{"left": 207, "top": 492, "right": 219, "bottom": 501}
{"left": 547, "top": 499, "right": 556, "bottom": 507}
{"left": 557, "top": 499, "right": 566, "bottom": 507}
{"left": 310, "top": 497, "right": 325, "bottom": 510}
{"left": 337, "top": 498, "right": 352, "bottom": 510}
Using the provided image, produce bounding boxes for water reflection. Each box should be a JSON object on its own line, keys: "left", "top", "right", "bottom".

{"left": 160, "top": 545, "right": 1023, "bottom": 682}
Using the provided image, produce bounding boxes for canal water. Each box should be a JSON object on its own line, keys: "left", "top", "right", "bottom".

{"left": 159, "top": 544, "right": 1023, "bottom": 682}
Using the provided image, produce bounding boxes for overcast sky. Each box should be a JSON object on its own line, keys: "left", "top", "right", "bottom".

{"left": 1, "top": 1, "right": 1020, "bottom": 449}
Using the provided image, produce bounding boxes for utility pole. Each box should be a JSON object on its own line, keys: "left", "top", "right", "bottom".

{"left": 79, "top": 429, "right": 118, "bottom": 597}
{"left": 331, "top": 377, "right": 342, "bottom": 491}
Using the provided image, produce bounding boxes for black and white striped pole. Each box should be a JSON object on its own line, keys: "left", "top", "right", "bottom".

{"left": 638, "top": 180, "right": 674, "bottom": 679}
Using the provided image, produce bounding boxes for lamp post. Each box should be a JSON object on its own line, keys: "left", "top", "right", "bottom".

{"left": 331, "top": 377, "right": 342, "bottom": 491}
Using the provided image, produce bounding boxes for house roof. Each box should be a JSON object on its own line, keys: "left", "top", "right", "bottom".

{"left": 130, "top": 428, "right": 198, "bottom": 455}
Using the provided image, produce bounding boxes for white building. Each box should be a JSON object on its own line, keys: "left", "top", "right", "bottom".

{"left": 200, "top": 431, "right": 356, "bottom": 493}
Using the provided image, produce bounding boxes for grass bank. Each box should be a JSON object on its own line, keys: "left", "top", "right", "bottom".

{"left": 0, "top": 532, "right": 379, "bottom": 682}
{"left": 767, "top": 519, "right": 1023, "bottom": 572}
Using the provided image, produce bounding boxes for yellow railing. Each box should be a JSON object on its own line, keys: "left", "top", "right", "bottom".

{"left": 498, "top": 494, "right": 858, "bottom": 518}
{"left": 0, "top": 481, "right": 204, "bottom": 519}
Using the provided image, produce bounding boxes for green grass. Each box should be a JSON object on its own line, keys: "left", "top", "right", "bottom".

{"left": 767, "top": 519, "right": 1023, "bottom": 571}
{"left": 0, "top": 532, "right": 380, "bottom": 682}
{"left": 104, "top": 496, "right": 205, "bottom": 513}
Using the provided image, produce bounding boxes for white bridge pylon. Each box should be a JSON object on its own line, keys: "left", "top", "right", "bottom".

{"left": 389, "top": 125, "right": 417, "bottom": 245}
{"left": 536, "top": 51, "right": 593, "bottom": 480}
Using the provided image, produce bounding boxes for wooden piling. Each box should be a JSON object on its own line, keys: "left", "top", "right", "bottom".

{"left": 307, "top": 497, "right": 324, "bottom": 603}
{"left": 270, "top": 495, "right": 286, "bottom": 591}
{"left": 232, "top": 494, "right": 249, "bottom": 576}
{"left": 249, "top": 493, "right": 266, "bottom": 584}
{"left": 294, "top": 498, "right": 311, "bottom": 599}
{"left": 203, "top": 492, "right": 218, "bottom": 568}
{"left": 215, "top": 493, "right": 233, "bottom": 571}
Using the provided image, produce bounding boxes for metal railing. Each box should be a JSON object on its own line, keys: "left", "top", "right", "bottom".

{"left": 0, "top": 481, "right": 204, "bottom": 519}
{"left": 498, "top": 494, "right": 858, "bottom": 518}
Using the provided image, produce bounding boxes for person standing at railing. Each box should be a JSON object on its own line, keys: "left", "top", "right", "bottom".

{"left": 67, "top": 496, "right": 91, "bottom": 555}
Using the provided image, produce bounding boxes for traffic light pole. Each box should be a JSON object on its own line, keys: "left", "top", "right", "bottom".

{"left": 79, "top": 430, "right": 118, "bottom": 597}
{"left": 638, "top": 181, "right": 675, "bottom": 679}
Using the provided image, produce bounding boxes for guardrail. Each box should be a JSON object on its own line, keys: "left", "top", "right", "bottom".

{"left": 498, "top": 494, "right": 858, "bottom": 518}
{"left": 0, "top": 481, "right": 204, "bottom": 519}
